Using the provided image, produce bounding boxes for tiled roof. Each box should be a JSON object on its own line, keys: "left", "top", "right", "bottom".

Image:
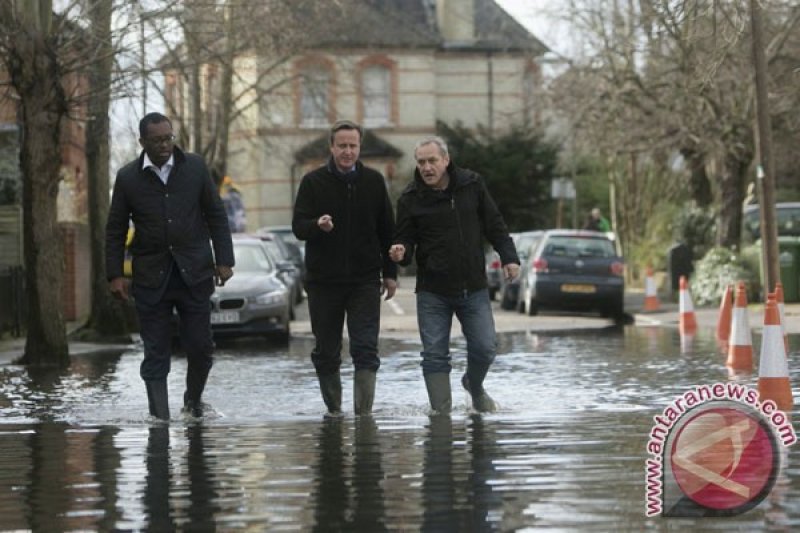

{"left": 306, "top": 0, "right": 548, "bottom": 53}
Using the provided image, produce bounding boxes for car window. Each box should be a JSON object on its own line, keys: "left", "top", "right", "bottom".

{"left": 743, "top": 205, "right": 800, "bottom": 242}
{"left": 515, "top": 234, "right": 541, "bottom": 259}
{"left": 234, "top": 244, "right": 273, "bottom": 272}
{"left": 542, "top": 236, "right": 616, "bottom": 258}
{"left": 263, "top": 240, "right": 285, "bottom": 261}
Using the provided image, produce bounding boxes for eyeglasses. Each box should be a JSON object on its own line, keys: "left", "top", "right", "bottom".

{"left": 144, "top": 134, "right": 176, "bottom": 145}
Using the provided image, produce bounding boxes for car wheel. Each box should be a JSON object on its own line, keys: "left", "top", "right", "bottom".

{"left": 500, "top": 288, "right": 515, "bottom": 310}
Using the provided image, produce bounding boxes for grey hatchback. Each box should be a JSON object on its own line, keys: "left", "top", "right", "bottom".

{"left": 517, "top": 229, "right": 625, "bottom": 318}
{"left": 209, "top": 235, "right": 292, "bottom": 342}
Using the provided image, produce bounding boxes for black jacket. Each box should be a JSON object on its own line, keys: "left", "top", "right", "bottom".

{"left": 292, "top": 159, "right": 397, "bottom": 285}
{"left": 105, "top": 146, "right": 234, "bottom": 289}
{"left": 394, "top": 163, "right": 518, "bottom": 296}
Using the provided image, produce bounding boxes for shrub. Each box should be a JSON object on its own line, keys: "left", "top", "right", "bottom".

{"left": 691, "top": 246, "right": 757, "bottom": 306}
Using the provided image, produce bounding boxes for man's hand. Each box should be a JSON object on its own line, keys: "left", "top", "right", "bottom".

{"left": 389, "top": 244, "right": 405, "bottom": 263}
{"left": 215, "top": 265, "right": 233, "bottom": 287}
{"left": 109, "top": 277, "right": 129, "bottom": 301}
{"left": 382, "top": 278, "right": 397, "bottom": 301}
{"left": 318, "top": 214, "right": 334, "bottom": 232}
{"left": 503, "top": 263, "right": 520, "bottom": 281}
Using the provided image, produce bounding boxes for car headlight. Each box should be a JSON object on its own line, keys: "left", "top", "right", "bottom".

{"left": 254, "top": 290, "right": 286, "bottom": 305}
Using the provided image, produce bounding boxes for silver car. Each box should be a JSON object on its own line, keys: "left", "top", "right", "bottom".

{"left": 210, "top": 235, "right": 292, "bottom": 342}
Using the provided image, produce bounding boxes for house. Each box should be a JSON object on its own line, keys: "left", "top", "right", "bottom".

{"left": 164, "top": 0, "right": 548, "bottom": 229}
{"left": 0, "top": 68, "right": 90, "bottom": 325}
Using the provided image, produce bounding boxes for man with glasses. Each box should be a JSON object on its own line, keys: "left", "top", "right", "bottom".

{"left": 105, "top": 112, "right": 234, "bottom": 421}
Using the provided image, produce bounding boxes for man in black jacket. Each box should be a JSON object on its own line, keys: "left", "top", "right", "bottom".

{"left": 390, "top": 136, "right": 519, "bottom": 413}
{"left": 106, "top": 112, "right": 234, "bottom": 420}
{"left": 293, "top": 120, "right": 397, "bottom": 416}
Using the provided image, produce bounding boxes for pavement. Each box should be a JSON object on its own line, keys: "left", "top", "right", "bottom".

{"left": 2, "top": 277, "right": 799, "bottom": 365}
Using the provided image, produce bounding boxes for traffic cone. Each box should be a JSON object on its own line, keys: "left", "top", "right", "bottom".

{"left": 679, "top": 276, "right": 697, "bottom": 334}
{"left": 726, "top": 282, "right": 753, "bottom": 371}
{"left": 758, "top": 299, "right": 793, "bottom": 412}
{"left": 775, "top": 283, "right": 789, "bottom": 355}
{"left": 716, "top": 284, "right": 733, "bottom": 345}
{"left": 643, "top": 266, "right": 660, "bottom": 311}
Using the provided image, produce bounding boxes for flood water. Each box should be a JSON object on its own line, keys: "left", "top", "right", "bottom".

{"left": 0, "top": 327, "right": 798, "bottom": 531}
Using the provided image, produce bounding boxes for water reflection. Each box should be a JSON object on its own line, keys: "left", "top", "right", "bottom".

{"left": 312, "top": 417, "right": 387, "bottom": 531}
{"left": 0, "top": 328, "right": 798, "bottom": 530}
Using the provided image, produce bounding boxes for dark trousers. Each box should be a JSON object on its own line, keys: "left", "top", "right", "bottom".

{"left": 134, "top": 265, "right": 214, "bottom": 383}
{"left": 306, "top": 281, "right": 381, "bottom": 376}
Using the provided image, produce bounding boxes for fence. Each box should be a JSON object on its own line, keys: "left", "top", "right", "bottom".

{"left": 0, "top": 266, "right": 24, "bottom": 337}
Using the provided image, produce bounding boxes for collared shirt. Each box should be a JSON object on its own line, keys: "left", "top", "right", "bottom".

{"left": 142, "top": 153, "right": 175, "bottom": 185}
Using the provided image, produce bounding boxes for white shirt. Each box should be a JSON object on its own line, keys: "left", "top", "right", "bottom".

{"left": 142, "top": 153, "right": 175, "bottom": 185}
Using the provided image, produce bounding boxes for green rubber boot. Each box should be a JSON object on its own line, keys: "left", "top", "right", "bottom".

{"left": 423, "top": 373, "right": 452, "bottom": 414}
{"left": 318, "top": 372, "right": 342, "bottom": 416}
{"left": 353, "top": 369, "right": 377, "bottom": 415}
{"left": 462, "top": 363, "right": 497, "bottom": 413}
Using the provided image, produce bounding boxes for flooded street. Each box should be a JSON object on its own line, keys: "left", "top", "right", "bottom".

{"left": 0, "top": 327, "right": 798, "bottom": 531}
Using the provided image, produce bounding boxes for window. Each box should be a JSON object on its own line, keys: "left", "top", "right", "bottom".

{"left": 362, "top": 65, "right": 391, "bottom": 127}
{"left": 299, "top": 66, "right": 330, "bottom": 127}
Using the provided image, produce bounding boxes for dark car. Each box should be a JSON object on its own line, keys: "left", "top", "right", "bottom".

{"left": 517, "top": 229, "right": 625, "bottom": 318}
{"left": 498, "top": 231, "right": 543, "bottom": 310}
{"left": 209, "top": 235, "right": 292, "bottom": 342}
{"left": 256, "top": 231, "right": 304, "bottom": 307}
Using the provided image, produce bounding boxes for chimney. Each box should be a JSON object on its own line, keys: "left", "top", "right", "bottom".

{"left": 436, "top": 0, "right": 475, "bottom": 43}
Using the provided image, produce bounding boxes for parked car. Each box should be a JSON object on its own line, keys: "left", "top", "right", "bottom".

{"left": 499, "top": 231, "right": 543, "bottom": 310}
{"left": 256, "top": 231, "right": 304, "bottom": 307}
{"left": 209, "top": 235, "right": 292, "bottom": 342}
{"left": 517, "top": 229, "right": 625, "bottom": 318}
{"left": 485, "top": 249, "right": 503, "bottom": 300}
{"left": 259, "top": 224, "right": 305, "bottom": 259}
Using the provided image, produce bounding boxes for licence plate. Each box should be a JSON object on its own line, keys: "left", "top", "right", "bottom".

{"left": 561, "top": 284, "right": 596, "bottom": 294}
{"left": 211, "top": 311, "right": 240, "bottom": 324}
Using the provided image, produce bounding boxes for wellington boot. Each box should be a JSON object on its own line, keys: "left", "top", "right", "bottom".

{"left": 423, "top": 373, "right": 452, "bottom": 414}
{"left": 318, "top": 372, "right": 342, "bottom": 415}
{"left": 462, "top": 364, "right": 497, "bottom": 413}
{"left": 353, "top": 369, "right": 377, "bottom": 415}
{"left": 183, "top": 364, "right": 211, "bottom": 418}
{"left": 145, "top": 380, "right": 170, "bottom": 421}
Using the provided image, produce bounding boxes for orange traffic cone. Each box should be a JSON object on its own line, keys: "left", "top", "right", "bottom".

{"left": 726, "top": 282, "right": 753, "bottom": 371}
{"left": 716, "top": 284, "right": 733, "bottom": 345}
{"left": 758, "top": 299, "right": 793, "bottom": 412}
{"left": 679, "top": 276, "right": 697, "bottom": 334}
{"left": 775, "top": 282, "right": 789, "bottom": 355}
{"left": 643, "top": 266, "right": 660, "bottom": 311}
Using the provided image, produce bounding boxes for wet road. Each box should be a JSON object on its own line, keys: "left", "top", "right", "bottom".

{"left": 0, "top": 324, "right": 798, "bottom": 531}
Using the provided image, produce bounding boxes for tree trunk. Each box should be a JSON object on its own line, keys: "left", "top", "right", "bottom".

{"left": 680, "top": 147, "right": 712, "bottom": 207}
{"left": 8, "top": 25, "right": 70, "bottom": 366}
{"left": 84, "top": 0, "right": 129, "bottom": 339}
{"left": 716, "top": 149, "right": 751, "bottom": 249}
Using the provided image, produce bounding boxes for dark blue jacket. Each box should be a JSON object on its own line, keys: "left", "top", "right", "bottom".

{"left": 105, "top": 146, "right": 234, "bottom": 289}
{"left": 393, "top": 163, "right": 518, "bottom": 296}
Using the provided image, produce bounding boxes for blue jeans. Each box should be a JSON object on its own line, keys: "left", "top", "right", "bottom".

{"left": 416, "top": 289, "right": 496, "bottom": 375}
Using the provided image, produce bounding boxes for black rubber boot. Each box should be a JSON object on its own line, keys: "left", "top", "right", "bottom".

{"left": 423, "top": 373, "right": 452, "bottom": 414}
{"left": 318, "top": 372, "right": 342, "bottom": 416}
{"left": 353, "top": 369, "right": 377, "bottom": 415}
{"left": 461, "top": 363, "right": 497, "bottom": 413}
{"left": 145, "top": 380, "right": 170, "bottom": 421}
{"left": 183, "top": 364, "right": 211, "bottom": 418}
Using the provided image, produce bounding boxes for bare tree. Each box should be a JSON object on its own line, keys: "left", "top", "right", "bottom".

{"left": 551, "top": 0, "right": 800, "bottom": 251}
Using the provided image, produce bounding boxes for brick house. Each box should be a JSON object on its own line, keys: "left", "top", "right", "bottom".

{"left": 164, "top": 0, "right": 548, "bottom": 229}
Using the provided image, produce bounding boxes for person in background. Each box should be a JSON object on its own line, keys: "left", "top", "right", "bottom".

{"left": 106, "top": 112, "right": 234, "bottom": 420}
{"left": 583, "top": 207, "right": 611, "bottom": 232}
{"left": 292, "top": 120, "right": 397, "bottom": 416}
{"left": 220, "top": 175, "right": 247, "bottom": 233}
{"left": 389, "top": 136, "right": 519, "bottom": 414}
